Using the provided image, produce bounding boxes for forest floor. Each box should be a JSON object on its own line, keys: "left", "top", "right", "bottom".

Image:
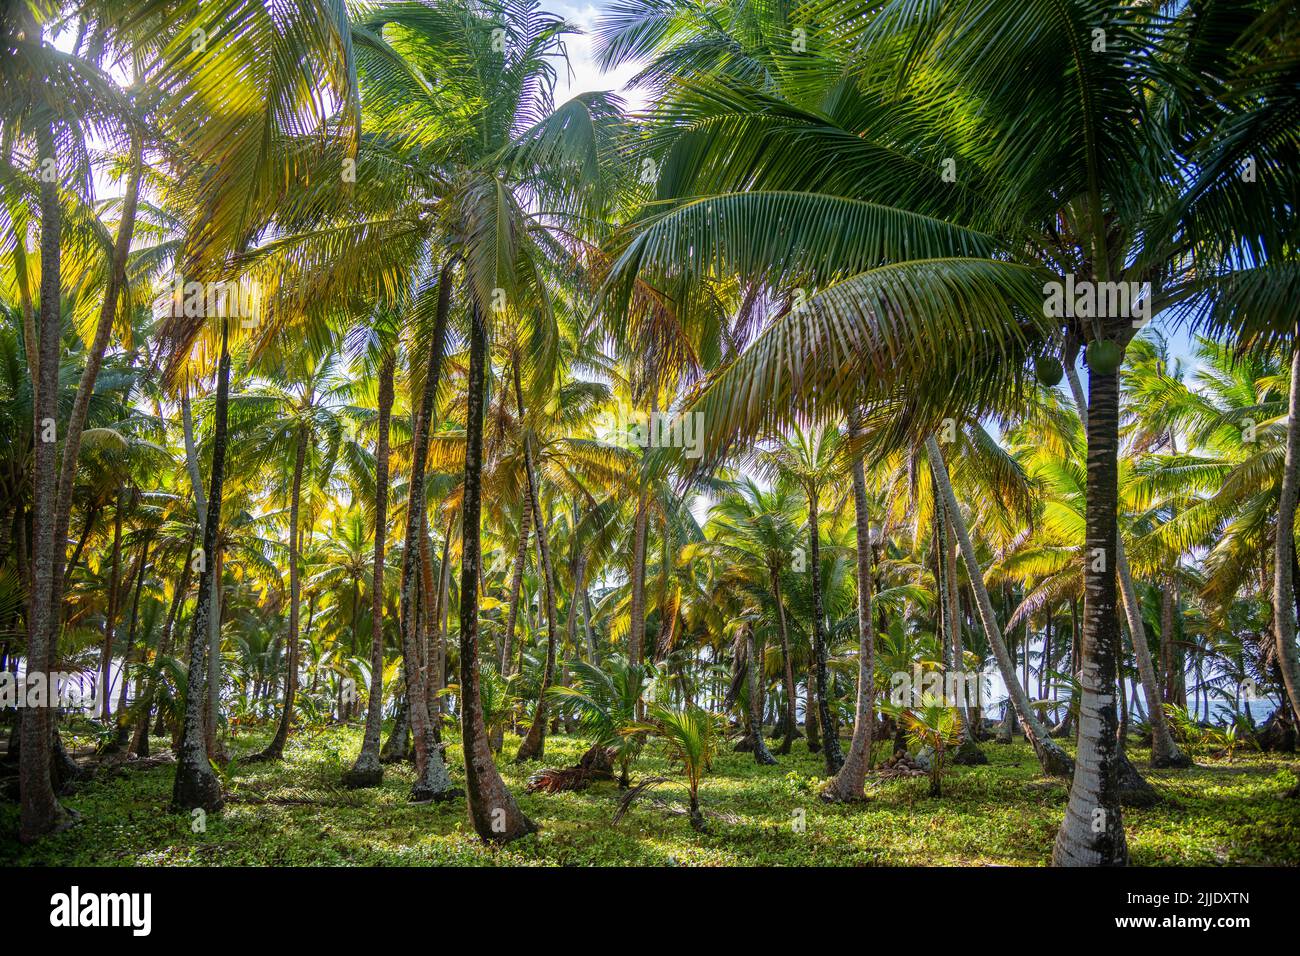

{"left": 3, "top": 724, "right": 1298, "bottom": 865}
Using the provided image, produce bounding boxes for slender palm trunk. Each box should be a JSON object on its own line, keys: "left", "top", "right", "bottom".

{"left": 49, "top": 134, "right": 143, "bottom": 635}
{"left": 132, "top": 534, "right": 193, "bottom": 755}
{"left": 99, "top": 489, "right": 125, "bottom": 723}
{"left": 745, "top": 626, "right": 777, "bottom": 765}
{"left": 111, "top": 535, "right": 150, "bottom": 748}
{"left": 515, "top": 368, "right": 559, "bottom": 763}
{"left": 1064, "top": 365, "right": 1187, "bottom": 767}
{"left": 823, "top": 446, "right": 875, "bottom": 801}
{"left": 397, "top": 273, "right": 458, "bottom": 798}
{"left": 1272, "top": 342, "right": 1300, "bottom": 723}
{"left": 259, "top": 426, "right": 308, "bottom": 760}
{"left": 1053, "top": 360, "right": 1128, "bottom": 865}
{"left": 19, "top": 112, "right": 66, "bottom": 842}
{"left": 171, "top": 321, "right": 230, "bottom": 813}
{"left": 390, "top": 345, "right": 456, "bottom": 801}
{"left": 628, "top": 490, "right": 649, "bottom": 668}
{"left": 771, "top": 568, "right": 799, "bottom": 754}
{"left": 808, "top": 490, "right": 843, "bottom": 774}
{"left": 500, "top": 503, "right": 531, "bottom": 675}
{"left": 926, "top": 437, "right": 1074, "bottom": 777}
{"left": 460, "top": 305, "right": 534, "bottom": 842}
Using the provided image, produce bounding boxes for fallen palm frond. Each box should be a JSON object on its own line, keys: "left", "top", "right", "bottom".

{"left": 612, "top": 776, "right": 669, "bottom": 825}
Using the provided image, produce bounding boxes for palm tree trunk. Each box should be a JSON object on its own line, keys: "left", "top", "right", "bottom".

{"left": 260, "top": 425, "right": 308, "bottom": 760}
{"left": 808, "top": 490, "right": 844, "bottom": 774}
{"left": 392, "top": 341, "right": 457, "bottom": 801}
{"left": 822, "top": 445, "right": 875, "bottom": 801}
{"left": 746, "top": 626, "right": 777, "bottom": 765}
{"left": 1053, "top": 359, "right": 1128, "bottom": 865}
{"left": 17, "top": 91, "right": 63, "bottom": 841}
{"left": 132, "top": 533, "right": 194, "bottom": 756}
{"left": 1064, "top": 365, "right": 1187, "bottom": 767}
{"left": 500, "top": 503, "right": 531, "bottom": 676}
{"left": 460, "top": 304, "right": 533, "bottom": 842}
{"left": 926, "top": 437, "right": 1074, "bottom": 777}
{"left": 171, "top": 320, "right": 230, "bottom": 813}
{"left": 100, "top": 488, "right": 125, "bottom": 723}
{"left": 628, "top": 490, "right": 649, "bottom": 668}
{"left": 515, "top": 367, "right": 559, "bottom": 763}
{"left": 48, "top": 134, "right": 144, "bottom": 638}
{"left": 112, "top": 534, "right": 151, "bottom": 748}
{"left": 1272, "top": 342, "right": 1300, "bottom": 724}
{"left": 770, "top": 568, "right": 799, "bottom": 754}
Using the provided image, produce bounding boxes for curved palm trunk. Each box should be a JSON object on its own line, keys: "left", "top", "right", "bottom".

{"left": 172, "top": 321, "right": 230, "bottom": 813}
{"left": 770, "top": 568, "right": 800, "bottom": 754}
{"left": 822, "top": 447, "right": 875, "bottom": 801}
{"left": 926, "top": 437, "right": 1074, "bottom": 777}
{"left": 260, "top": 425, "right": 307, "bottom": 760}
{"left": 393, "top": 342, "right": 458, "bottom": 802}
{"left": 1053, "top": 362, "right": 1128, "bottom": 866}
{"left": 1272, "top": 343, "right": 1300, "bottom": 724}
{"left": 132, "top": 535, "right": 193, "bottom": 756}
{"left": 397, "top": 270, "right": 459, "bottom": 798}
{"left": 515, "top": 368, "right": 559, "bottom": 763}
{"left": 342, "top": 354, "right": 392, "bottom": 789}
{"left": 49, "top": 133, "right": 143, "bottom": 636}
{"left": 111, "top": 535, "right": 151, "bottom": 749}
{"left": 460, "top": 305, "right": 534, "bottom": 842}
{"left": 499, "top": 502, "right": 532, "bottom": 676}
{"left": 745, "top": 626, "right": 777, "bottom": 765}
{"left": 808, "top": 491, "right": 844, "bottom": 774}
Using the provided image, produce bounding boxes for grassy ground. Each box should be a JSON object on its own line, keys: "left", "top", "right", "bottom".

{"left": 3, "top": 724, "right": 1298, "bottom": 866}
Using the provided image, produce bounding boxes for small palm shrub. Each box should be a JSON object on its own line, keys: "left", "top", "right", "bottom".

{"left": 547, "top": 656, "right": 652, "bottom": 786}
{"left": 634, "top": 703, "right": 721, "bottom": 830}
{"left": 900, "top": 704, "right": 961, "bottom": 797}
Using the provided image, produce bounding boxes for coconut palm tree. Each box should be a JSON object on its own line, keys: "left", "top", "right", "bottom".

{"left": 599, "top": 0, "right": 1298, "bottom": 865}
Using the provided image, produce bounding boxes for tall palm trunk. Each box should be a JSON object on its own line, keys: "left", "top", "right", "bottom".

{"left": 171, "top": 320, "right": 230, "bottom": 813}
{"left": 259, "top": 424, "right": 308, "bottom": 760}
{"left": 19, "top": 112, "right": 67, "bottom": 842}
{"left": 500, "top": 503, "right": 531, "bottom": 675}
{"left": 132, "top": 533, "right": 194, "bottom": 756}
{"left": 822, "top": 446, "right": 875, "bottom": 801}
{"left": 459, "top": 304, "right": 534, "bottom": 842}
{"left": 808, "top": 489, "right": 843, "bottom": 774}
{"left": 770, "top": 567, "right": 799, "bottom": 754}
{"left": 628, "top": 490, "right": 649, "bottom": 667}
{"left": 48, "top": 134, "right": 143, "bottom": 634}
{"left": 399, "top": 277, "right": 459, "bottom": 800}
{"left": 394, "top": 347, "right": 456, "bottom": 801}
{"left": 1053, "top": 359, "right": 1128, "bottom": 865}
{"left": 100, "top": 488, "right": 125, "bottom": 723}
{"left": 111, "top": 534, "right": 150, "bottom": 748}
{"left": 745, "top": 625, "right": 777, "bottom": 765}
{"left": 1064, "top": 366, "right": 1187, "bottom": 767}
{"left": 515, "top": 367, "right": 559, "bottom": 763}
{"left": 926, "top": 437, "right": 1073, "bottom": 777}
{"left": 1272, "top": 342, "right": 1300, "bottom": 723}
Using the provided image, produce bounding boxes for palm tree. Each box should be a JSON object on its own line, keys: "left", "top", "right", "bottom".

{"left": 758, "top": 424, "right": 844, "bottom": 773}
{"left": 599, "top": 0, "right": 1297, "bottom": 865}
{"left": 638, "top": 702, "right": 720, "bottom": 831}
{"left": 704, "top": 478, "right": 804, "bottom": 753}
{"left": 822, "top": 421, "right": 876, "bottom": 801}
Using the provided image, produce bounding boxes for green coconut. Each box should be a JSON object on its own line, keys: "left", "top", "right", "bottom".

{"left": 1086, "top": 339, "right": 1123, "bottom": 375}
{"left": 1034, "top": 355, "right": 1064, "bottom": 387}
